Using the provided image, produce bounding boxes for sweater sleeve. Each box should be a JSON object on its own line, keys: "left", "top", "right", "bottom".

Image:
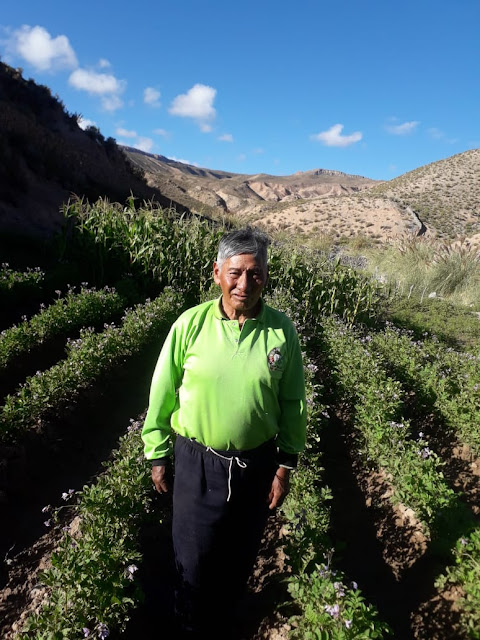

{"left": 276, "top": 322, "right": 307, "bottom": 458}
{"left": 141, "top": 320, "right": 185, "bottom": 461}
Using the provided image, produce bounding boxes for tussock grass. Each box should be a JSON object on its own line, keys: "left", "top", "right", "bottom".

{"left": 367, "top": 236, "right": 480, "bottom": 306}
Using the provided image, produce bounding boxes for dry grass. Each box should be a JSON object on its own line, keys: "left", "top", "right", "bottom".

{"left": 366, "top": 236, "right": 480, "bottom": 305}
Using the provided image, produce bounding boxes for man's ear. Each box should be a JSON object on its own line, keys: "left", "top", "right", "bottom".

{"left": 213, "top": 261, "right": 221, "bottom": 285}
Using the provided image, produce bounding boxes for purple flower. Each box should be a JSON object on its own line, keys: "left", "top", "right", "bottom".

{"left": 125, "top": 564, "right": 138, "bottom": 580}
{"left": 97, "top": 623, "right": 109, "bottom": 639}
{"left": 41, "top": 505, "right": 51, "bottom": 513}
{"left": 83, "top": 628, "right": 90, "bottom": 637}
{"left": 324, "top": 603, "right": 340, "bottom": 618}
{"left": 420, "top": 447, "right": 433, "bottom": 459}
{"left": 333, "top": 581, "right": 345, "bottom": 597}
{"left": 460, "top": 538, "right": 468, "bottom": 546}
{"left": 44, "top": 520, "right": 51, "bottom": 527}
{"left": 345, "top": 619, "right": 352, "bottom": 629}
{"left": 350, "top": 581, "right": 358, "bottom": 590}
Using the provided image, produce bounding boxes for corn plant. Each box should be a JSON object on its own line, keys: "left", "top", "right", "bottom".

{"left": 60, "top": 199, "right": 224, "bottom": 297}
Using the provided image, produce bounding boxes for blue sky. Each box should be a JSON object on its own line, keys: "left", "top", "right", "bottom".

{"left": 1, "top": 0, "right": 479, "bottom": 180}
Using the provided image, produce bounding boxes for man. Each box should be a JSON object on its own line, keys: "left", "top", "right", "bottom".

{"left": 142, "top": 227, "right": 306, "bottom": 638}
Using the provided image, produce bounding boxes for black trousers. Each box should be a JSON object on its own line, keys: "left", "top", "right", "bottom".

{"left": 172, "top": 435, "right": 277, "bottom": 636}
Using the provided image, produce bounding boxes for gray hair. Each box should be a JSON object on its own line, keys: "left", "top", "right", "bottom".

{"left": 216, "top": 227, "right": 270, "bottom": 272}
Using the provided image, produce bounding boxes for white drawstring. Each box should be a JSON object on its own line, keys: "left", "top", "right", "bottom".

{"left": 206, "top": 447, "right": 247, "bottom": 502}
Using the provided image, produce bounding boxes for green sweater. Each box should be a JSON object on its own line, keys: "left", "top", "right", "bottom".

{"left": 142, "top": 297, "right": 306, "bottom": 462}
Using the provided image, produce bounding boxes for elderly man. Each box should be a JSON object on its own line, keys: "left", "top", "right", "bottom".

{"left": 142, "top": 227, "right": 306, "bottom": 638}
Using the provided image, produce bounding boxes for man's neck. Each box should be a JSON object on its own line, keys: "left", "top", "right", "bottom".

{"left": 219, "top": 298, "right": 262, "bottom": 327}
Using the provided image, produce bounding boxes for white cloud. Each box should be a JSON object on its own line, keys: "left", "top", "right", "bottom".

{"left": 144, "top": 87, "right": 161, "bottom": 107}
{"left": 69, "top": 68, "right": 124, "bottom": 95}
{"left": 169, "top": 84, "right": 217, "bottom": 130}
{"left": 253, "top": 147, "right": 264, "bottom": 154}
{"left": 101, "top": 95, "right": 124, "bottom": 111}
{"left": 218, "top": 133, "right": 234, "bottom": 142}
{"left": 98, "top": 58, "right": 111, "bottom": 68}
{"left": 154, "top": 128, "right": 169, "bottom": 137}
{"left": 385, "top": 120, "right": 420, "bottom": 135}
{"left": 116, "top": 127, "right": 137, "bottom": 138}
{"left": 427, "top": 127, "right": 457, "bottom": 144}
{"left": 311, "top": 124, "right": 362, "bottom": 147}
{"left": 133, "top": 137, "right": 154, "bottom": 153}
{"left": 238, "top": 153, "right": 247, "bottom": 161}
{"left": 5, "top": 25, "right": 77, "bottom": 71}
{"left": 77, "top": 117, "right": 96, "bottom": 130}
{"left": 428, "top": 127, "right": 443, "bottom": 139}
{"left": 69, "top": 68, "right": 125, "bottom": 111}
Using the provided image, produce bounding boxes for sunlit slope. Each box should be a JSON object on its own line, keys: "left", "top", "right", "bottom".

{"left": 369, "top": 149, "right": 480, "bottom": 239}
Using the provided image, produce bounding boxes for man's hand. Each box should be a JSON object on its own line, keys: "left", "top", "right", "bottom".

{"left": 152, "top": 465, "right": 170, "bottom": 494}
{"left": 268, "top": 466, "right": 291, "bottom": 510}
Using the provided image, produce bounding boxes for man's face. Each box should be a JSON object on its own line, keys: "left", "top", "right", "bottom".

{"left": 213, "top": 253, "right": 267, "bottom": 318}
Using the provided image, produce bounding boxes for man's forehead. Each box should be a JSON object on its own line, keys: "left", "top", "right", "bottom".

{"left": 224, "top": 253, "right": 266, "bottom": 269}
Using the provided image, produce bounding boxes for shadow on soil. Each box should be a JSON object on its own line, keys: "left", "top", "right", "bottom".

{"left": 0, "top": 343, "right": 162, "bottom": 582}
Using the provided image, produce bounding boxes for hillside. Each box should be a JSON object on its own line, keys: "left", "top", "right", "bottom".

{"left": 1, "top": 61, "right": 478, "bottom": 245}
{"left": 126, "top": 147, "right": 480, "bottom": 244}
{"left": 123, "top": 147, "right": 379, "bottom": 219}
{"left": 369, "top": 149, "right": 480, "bottom": 239}
{"left": 0, "top": 64, "right": 187, "bottom": 237}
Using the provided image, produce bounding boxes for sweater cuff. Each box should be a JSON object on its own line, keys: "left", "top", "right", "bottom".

{"left": 276, "top": 450, "right": 298, "bottom": 469}
{"left": 151, "top": 457, "right": 171, "bottom": 467}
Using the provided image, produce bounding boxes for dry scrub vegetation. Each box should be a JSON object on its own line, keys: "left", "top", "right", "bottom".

{"left": 369, "top": 149, "right": 480, "bottom": 239}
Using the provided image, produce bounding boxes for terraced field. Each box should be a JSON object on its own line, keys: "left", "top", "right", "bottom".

{"left": 1, "top": 201, "right": 479, "bottom": 640}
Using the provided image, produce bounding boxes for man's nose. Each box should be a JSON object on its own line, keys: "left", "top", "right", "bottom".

{"left": 236, "top": 272, "right": 249, "bottom": 290}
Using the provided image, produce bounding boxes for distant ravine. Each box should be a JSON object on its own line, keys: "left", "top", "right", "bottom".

{"left": 406, "top": 206, "right": 427, "bottom": 236}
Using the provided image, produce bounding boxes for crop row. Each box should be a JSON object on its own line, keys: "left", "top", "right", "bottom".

{"left": 0, "top": 288, "right": 183, "bottom": 444}
{"left": 18, "top": 416, "right": 151, "bottom": 639}
{"left": 366, "top": 323, "right": 480, "bottom": 458}
{"left": 266, "top": 290, "right": 391, "bottom": 638}
{"left": 0, "top": 286, "right": 125, "bottom": 370}
{"left": 319, "top": 316, "right": 457, "bottom": 536}
{"left": 436, "top": 529, "right": 480, "bottom": 638}
{"left": 0, "top": 264, "right": 44, "bottom": 293}
{"left": 320, "top": 317, "right": 480, "bottom": 638}
{"left": 0, "top": 264, "right": 45, "bottom": 307}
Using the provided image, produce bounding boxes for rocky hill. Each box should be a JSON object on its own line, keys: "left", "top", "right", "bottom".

{"left": 123, "top": 147, "right": 379, "bottom": 218}
{"left": 0, "top": 63, "right": 187, "bottom": 237}
{"left": 368, "top": 149, "right": 480, "bottom": 239}
{"left": 126, "top": 147, "right": 480, "bottom": 244}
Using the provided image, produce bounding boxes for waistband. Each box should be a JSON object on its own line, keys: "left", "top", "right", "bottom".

{"left": 177, "top": 434, "right": 276, "bottom": 461}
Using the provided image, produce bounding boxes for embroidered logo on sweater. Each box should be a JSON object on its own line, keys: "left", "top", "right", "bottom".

{"left": 267, "top": 347, "right": 283, "bottom": 372}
